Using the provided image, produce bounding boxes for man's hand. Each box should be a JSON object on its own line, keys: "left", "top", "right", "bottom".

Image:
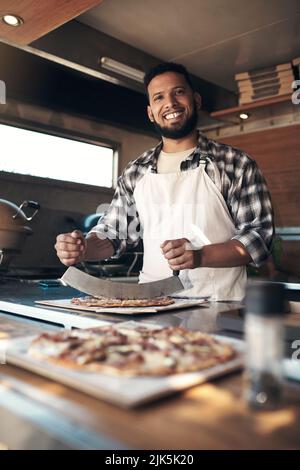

{"left": 161, "top": 238, "right": 252, "bottom": 269}
{"left": 160, "top": 238, "right": 201, "bottom": 270}
{"left": 55, "top": 230, "right": 87, "bottom": 266}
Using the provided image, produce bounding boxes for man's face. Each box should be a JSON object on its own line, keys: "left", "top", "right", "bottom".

{"left": 147, "top": 71, "right": 201, "bottom": 139}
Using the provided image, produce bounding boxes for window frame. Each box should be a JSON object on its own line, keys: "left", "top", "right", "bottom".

{"left": 0, "top": 116, "right": 119, "bottom": 192}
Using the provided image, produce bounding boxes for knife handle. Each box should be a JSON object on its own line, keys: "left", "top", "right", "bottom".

{"left": 173, "top": 270, "right": 180, "bottom": 276}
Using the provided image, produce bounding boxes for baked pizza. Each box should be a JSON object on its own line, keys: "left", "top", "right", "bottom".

{"left": 71, "top": 296, "right": 175, "bottom": 308}
{"left": 28, "top": 324, "right": 237, "bottom": 376}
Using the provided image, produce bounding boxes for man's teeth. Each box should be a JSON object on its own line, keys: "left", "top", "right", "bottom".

{"left": 165, "top": 112, "right": 183, "bottom": 120}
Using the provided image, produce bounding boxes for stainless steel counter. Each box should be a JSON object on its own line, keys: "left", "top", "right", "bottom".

{"left": 0, "top": 278, "right": 299, "bottom": 347}
{"left": 0, "top": 278, "right": 243, "bottom": 333}
{"left": 0, "top": 279, "right": 299, "bottom": 449}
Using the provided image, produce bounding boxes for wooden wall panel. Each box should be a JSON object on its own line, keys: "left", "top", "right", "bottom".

{"left": 0, "top": 0, "right": 103, "bottom": 45}
{"left": 220, "top": 125, "right": 300, "bottom": 227}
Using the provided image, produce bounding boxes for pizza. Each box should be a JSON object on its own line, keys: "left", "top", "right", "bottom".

{"left": 71, "top": 296, "right": 175, "bottom": 308}
{"left": 28, "top": 324, "right": 237, "bottom": 376}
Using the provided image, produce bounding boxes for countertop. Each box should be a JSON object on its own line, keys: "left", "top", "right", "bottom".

{"left": 0, "top": 279, "right": 300, "bottom": 450}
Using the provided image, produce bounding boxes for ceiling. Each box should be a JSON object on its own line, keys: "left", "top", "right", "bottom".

{"left": 78, "top": 0, "right": 300, "bottom": 91}
{"left": 1, "top": 0, "right": 299, "bottom": 130}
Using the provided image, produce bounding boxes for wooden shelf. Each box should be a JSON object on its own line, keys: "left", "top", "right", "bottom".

{"left": 211, "top": 94, "right": 292, "bottom": 119}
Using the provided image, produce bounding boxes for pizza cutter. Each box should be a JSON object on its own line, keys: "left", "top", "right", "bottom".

{"left": 60, "top": 266, "right": 185, "bottom": 300}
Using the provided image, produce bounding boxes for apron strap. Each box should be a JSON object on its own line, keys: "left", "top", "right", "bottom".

{"left": 200, "top": 155, "right": 222, "bottom": 193}
{"left": 199, "top": 156, "right": 207, "bottom": 167}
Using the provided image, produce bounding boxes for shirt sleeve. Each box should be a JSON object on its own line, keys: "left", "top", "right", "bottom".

{"left": 229, "top": 160, "right": 274, "bottom": 267}
{"left": 88, "top": 168, "right": 142, "bottom": 259}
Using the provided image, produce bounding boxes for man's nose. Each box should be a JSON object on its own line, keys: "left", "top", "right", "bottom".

{"left": 164, "top": 93, "right": 179, "bottom": 109}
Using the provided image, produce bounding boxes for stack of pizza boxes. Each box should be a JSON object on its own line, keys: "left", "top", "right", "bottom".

{"left": 235, "top": 61, "right": 296, "bottom": 106}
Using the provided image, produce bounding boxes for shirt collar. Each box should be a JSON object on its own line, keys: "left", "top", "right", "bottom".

{"left": 149, "top": 131, "right": 213, "bottom": 173}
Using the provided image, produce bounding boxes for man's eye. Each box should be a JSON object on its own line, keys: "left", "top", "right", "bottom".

{"left": 175, "top": 89, "right": 184, "bottom": 95}
{"left": 154, "top": 95, "right": 162, "bottom": 101}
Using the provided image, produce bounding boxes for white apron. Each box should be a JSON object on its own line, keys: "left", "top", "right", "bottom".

{"left": 133, "top": 157, "right": 247, "bottom": 301}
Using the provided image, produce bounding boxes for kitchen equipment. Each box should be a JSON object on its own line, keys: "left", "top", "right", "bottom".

{"left": 0, "top": 199, "right": 40, "bottom": 268}
{"left": 61, "top": 266, "right": 184, "bottom": 300}
{"left": 76, "top": 213, "right": 144, "bottom": 277}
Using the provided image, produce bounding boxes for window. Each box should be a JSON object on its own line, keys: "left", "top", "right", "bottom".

{"left": 0, "top": 123, "right": 115, "bottom": 188}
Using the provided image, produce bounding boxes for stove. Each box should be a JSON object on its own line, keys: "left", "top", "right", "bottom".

{"left": 0, "top": 267, "right": 65, "bottom": 280}
{"left": 0, "top": 278, "right": 111, "bottom": 329}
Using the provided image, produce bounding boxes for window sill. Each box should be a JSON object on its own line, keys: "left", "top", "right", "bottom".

{"left": 0, "top": 171, "right": 114, "bottom": 195}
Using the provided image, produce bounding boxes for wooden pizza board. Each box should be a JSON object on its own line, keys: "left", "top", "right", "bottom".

{"left": 5, "top": 321, "right": 244, "bottom": 408}
{"left": 35, "top": 298, "right": 208, "bottom": 314}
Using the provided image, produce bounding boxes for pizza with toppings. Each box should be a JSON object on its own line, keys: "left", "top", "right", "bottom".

{"left": 28, "top": 324, "right": 237, "bottom": 376}
{"left": 71, "top": 296, "right": 175, "bottom": 308}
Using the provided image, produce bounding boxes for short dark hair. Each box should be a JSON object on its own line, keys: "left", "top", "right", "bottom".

{"left": 144, "top": 62, "right": 194, "bottom": 97}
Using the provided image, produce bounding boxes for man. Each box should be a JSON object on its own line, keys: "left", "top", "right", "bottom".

{"left": 55, "top": 62, "right": 274, "bottom": 300}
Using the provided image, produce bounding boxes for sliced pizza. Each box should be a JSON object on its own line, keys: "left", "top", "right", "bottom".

{"left": 71, "top": 296, "right": 175, "bottom": 308}
{"left": 28, "top": 324, "right": 237, "bottom": 376}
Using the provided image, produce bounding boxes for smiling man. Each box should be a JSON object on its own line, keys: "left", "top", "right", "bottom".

{"left": 147, "top": 67, "right": 200, "bottom": 143}
{"left": 55, "top": 62, "right": 274, "bottom": 300}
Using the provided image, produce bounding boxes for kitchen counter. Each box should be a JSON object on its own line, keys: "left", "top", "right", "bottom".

{"left": 0, "top": 279, "right": 300, "bottom": 450}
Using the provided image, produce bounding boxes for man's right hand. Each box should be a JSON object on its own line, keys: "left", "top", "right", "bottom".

{"left": 55, "top": 230, "right": 87, "bottom": 266}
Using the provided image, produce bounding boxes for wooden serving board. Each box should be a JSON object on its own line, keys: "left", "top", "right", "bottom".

{"left": 5, "top": 321, "right": 244, "bottom": 408}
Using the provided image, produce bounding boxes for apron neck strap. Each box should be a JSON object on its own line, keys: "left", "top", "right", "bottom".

{"left": 199, "top": 154, "right": 216, "bottom": 167}
{"left": 199, "top": 154, "right": 208, "bottom": 167}
{"left": 198, "top": 154, "right": 222, "bottom": 192}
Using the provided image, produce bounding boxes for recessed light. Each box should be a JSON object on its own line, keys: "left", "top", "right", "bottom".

{"left": 239, "top": 112, "right": 250, "bottom": 120}
{"left": 1, "top": 14, "right": 24, "bottom": 27}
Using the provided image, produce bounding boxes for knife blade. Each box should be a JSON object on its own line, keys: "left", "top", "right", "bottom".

{"left": 61, "top": 266, "right": 185, "bottom": 300}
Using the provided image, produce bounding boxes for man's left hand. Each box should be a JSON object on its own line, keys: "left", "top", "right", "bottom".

{"left": 160, "top": 238, "right": 201, "bottom": 270}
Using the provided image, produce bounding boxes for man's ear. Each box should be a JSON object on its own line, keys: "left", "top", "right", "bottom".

{"left": 147, "top": 105, "right": 155, "bottom": 122}
{"left": 194, "top": 92, "right": 202, "bottom": 110}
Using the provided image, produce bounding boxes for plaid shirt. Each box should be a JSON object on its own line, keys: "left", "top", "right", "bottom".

{"left": 90, "top": 132, "right": 274, "bottom": 266}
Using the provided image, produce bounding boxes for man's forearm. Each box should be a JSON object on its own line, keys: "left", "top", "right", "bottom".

{"left": 84, "top": 233, "right": 115, "bottom": 261}
{"left": 198, "top": 239, "right": 252, "bottom": 268}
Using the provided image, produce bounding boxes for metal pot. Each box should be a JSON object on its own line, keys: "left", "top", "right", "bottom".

{"left": 0, "top": 199, "right": 40, "bottom": 267}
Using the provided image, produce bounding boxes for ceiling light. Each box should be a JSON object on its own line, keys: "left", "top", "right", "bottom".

{"left": 100, "top": 57, "right": 145, "bottom": 83}
{"left": 1, "top": 14, "right": 24, "bottom": 26}
{"left": 239, "top": 112, "right": 250, "bottom": 120}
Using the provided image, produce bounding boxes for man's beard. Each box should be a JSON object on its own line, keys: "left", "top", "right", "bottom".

{"left": 152, "top": 105, "right": 198, "bottom": 139}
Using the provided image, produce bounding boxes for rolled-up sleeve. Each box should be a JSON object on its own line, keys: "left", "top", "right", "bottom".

{"left": 88, "top": 169, "right": 142, "bottom": 259}
{"left": 229, "top": 161, "right": 274, "bottom": 266}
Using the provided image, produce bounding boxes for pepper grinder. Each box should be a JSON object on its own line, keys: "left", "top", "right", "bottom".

{"left": 244, "top": 281, "right": 285, "bottom": 410}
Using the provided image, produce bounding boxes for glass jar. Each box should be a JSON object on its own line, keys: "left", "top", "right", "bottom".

{"left": 244, "top": 282, "right": 285, "bottom": 410}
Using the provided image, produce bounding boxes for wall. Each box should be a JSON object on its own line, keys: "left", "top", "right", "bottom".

{"left": 215, "top": 124, "right": 300, "bottom": 227}
{"left": 0, "top": 100, "right": 158, "bottom": 269}
{"left": 206, "top": 124, "right": 300, "bottom": 276}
